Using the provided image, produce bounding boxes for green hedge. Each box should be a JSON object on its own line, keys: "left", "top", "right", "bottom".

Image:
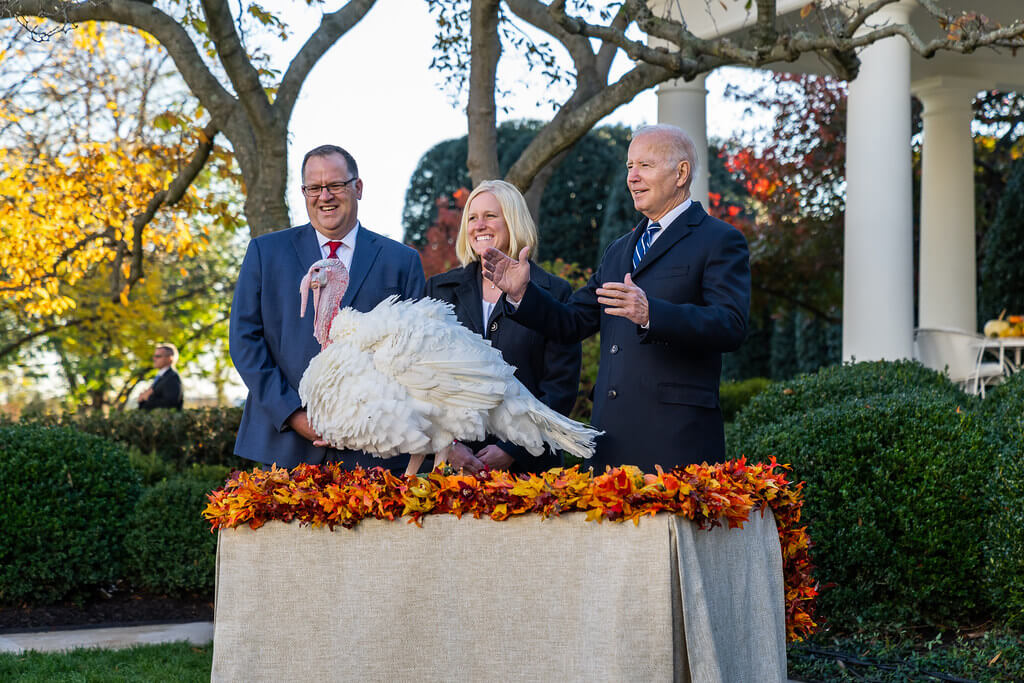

{"left": 35, "top": 407, "right": 247, "bottom": 470}
{"left": 719, "top": 377, "right": 772, "bottom": 422}
{"left": 124, "top": 477, "right": 220, "bottom": 596}
{"left": 731, "top": 361, "right": 996, "bottom": 628}
{"left": 979, "top": 372, "right": 1024, "bottom": 627}
{"left": 733, "top": 360, "right": 971, "bottom": 441}
{"left": 0, "top": 425, "right": 142, "bottom": 605}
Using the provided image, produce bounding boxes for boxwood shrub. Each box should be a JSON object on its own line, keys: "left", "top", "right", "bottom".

{"left": 979, "top": 372, "right": 1024, "bottom": 627}
{"left": 124, "top": 476, "right": 221, "bottom": 596}
{"left": 719, "top": 377, "right": 772, "bottom": 422}
{"left": 732, "top": 360, "right": 971, "bottom": 446}
{"left": 60, "top": 407, "right": 247, "bottom": 470}
{"left": 731, "top": 362, "right": 995, "bottom": 628}
{"left": 0, "top": 424, "right": 142, "bottom": 605}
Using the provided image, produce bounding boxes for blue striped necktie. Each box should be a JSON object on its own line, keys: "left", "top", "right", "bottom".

{"left": 632, "top": 222, "right": 661, "bottom": 271}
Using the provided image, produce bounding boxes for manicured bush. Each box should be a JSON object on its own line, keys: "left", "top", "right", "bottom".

{"left": 0, "top": 425, "right": 142, "bottom": 605}
{"left": 124, "top": 476, "right": 220, "bottom": 596}
{"left": 733, "top": 360, "right": 971, "bottom": 450}
{"left": 732, "top": 363, "right": 996, "bottom": 628}
{"left": 979, "top": 372, "right": 1024, "bottom": 627}
{"left": 128, "top": 449, "right": 233, "bottom": 487}
{"left": 53, "top": 407, "right": 247, "bottom": 470}
{"left": 719, "top": 377, "right": 772, "bottom": 422}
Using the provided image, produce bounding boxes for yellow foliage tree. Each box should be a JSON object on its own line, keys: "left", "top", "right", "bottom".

{"left": 0, "top": 22, "right": 244, "bottom": 409}
{"left": 0, "top": 141, "right": 207, "bottom": 316}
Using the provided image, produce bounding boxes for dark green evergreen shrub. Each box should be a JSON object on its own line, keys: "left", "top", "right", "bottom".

{"left": 979, "top": 372, "right": 1024, "bottom": 627}
{"left": 129, "top": 448, "right": 232, "bottom": 487}
{"left": 733, "top": 360, "right": 970, "bottom": 446}
{"left": 0, "top": 425, "right": 141, "bottom": 605}
{"left": 719, "top": 377, "right": 773, "bottom": 422}
{"left": 128, "top": 448, "right": 179, "bottom": 486}
{"left": 733, "top": 389, "right": 995, "bottom": 627}
{"left": 52, "top": 407, "right": 246, "bottom": 470}
{"left": 124, "top": 477, "right": 220, "bottom": 596}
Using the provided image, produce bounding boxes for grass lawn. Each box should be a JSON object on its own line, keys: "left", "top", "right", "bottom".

{"left": 0, "top": 642, "right": 212, "bottom": 682}
{"left": 788, "top": 630, "right": 1024, "bottom": 682}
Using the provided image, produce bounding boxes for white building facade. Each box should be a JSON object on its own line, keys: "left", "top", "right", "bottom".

{"left": 650, "top": 0, "right": 1024, "bottom": 361}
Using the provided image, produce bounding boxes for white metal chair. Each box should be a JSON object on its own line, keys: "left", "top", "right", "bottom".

{"left": 913, "top": 327, "right": 1008, "bottom": 397}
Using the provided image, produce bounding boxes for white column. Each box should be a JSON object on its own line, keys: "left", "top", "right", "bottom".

{"left": 914, "top": 77, "right": 978, "bottom": 332}
{"left": 657, "top": 75, "right": 709, "bottom": 206}
{"left": 843, "top": 2, "right": 914, "bottom": 361}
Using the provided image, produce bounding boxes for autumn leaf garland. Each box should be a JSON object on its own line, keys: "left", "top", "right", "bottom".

{"left": 203, "top": 457, "right": 817, "bottom": 641}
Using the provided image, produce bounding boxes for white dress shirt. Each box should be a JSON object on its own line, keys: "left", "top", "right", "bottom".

{"left": 315, "top": 223, "right": 359, "bottom": 273}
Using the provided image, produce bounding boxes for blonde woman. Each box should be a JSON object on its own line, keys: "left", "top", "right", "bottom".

{"left": 426, "top": 180, "right": 581, "bottom": 474}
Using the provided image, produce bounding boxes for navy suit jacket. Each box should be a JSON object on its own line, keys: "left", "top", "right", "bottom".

{"left": 508, "top": 202, "right": 750, "bottom": 471}
{"left": 229, "top": 223, "right": 426, "bottom": 469}
{"left": 139, "top": 367, "right": 183, "bottom": 411}
{"left": 425, "top": 260, "right": 581, "bottom": 473}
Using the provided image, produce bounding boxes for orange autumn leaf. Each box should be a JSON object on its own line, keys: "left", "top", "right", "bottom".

{"left": 203, "top": 458, "right": 818, "bottom": 642}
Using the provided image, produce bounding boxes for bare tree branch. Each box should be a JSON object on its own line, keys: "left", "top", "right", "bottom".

{"left": 275, "top": 0, "right": 376, "bottom": 121}
{"left": 199, "top": 0, "right": 273, "bottom": 132}
{"left": 505, "top": 63, "right": 670, "bottom": 192}
{"left": 548, "top": 0, "right": 1024, "bottom": 81}
{"left": 0, "top": 0, "right": 237, "bottom": 121}
{"left": 124, "top": 120, "right": 221, "bottom": 290}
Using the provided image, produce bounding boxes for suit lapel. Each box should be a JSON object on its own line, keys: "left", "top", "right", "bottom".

{"left": 617, "top": 219, "right": 647, "bottom": 279}
{"left": 631, "top": 202, "right": 703, "bottom": 277}
{"left": 454, "top": 263, "right": 485, "bottom": 335}
{"left": 290, "top": 224, "right": 322, "bottom": 272}
{"left": 341, "top": 227, "right": 381, "bottom": 308}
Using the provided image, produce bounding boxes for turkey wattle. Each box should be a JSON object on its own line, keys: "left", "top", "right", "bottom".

{"left": 297, "top": 258, "right": 599, "bottom": 474}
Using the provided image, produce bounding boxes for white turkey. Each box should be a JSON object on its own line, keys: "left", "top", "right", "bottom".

{"left": 297, "top": 257, "right": 599, "bottom": 476}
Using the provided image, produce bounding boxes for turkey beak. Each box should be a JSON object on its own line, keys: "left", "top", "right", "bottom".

{"left": 299, "top": 271, "right": 313, "bottom": 318}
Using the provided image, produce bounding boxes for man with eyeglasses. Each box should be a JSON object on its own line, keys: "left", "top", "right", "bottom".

{"left": 138, "top": 342, "right": 184, "bottom": 411}
{"left": 230, "top": 144, "right": 426, "bottom": 472}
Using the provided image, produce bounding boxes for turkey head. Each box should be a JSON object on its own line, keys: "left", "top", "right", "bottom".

{"left": 299, "top": 258, "right": 349, "bottom": 349}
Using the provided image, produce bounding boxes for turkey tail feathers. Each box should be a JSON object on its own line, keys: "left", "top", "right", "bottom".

{"left": 526, "top": 400, "right": 601, "bottom": 460}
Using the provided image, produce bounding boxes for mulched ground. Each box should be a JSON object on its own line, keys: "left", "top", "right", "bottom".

{"left": 0, "top": 590, "right": 214, "bottom": 633}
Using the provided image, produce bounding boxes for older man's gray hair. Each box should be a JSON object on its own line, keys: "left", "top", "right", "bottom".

{"left": 633, "top": 124, "right": 699, "bottom": 191}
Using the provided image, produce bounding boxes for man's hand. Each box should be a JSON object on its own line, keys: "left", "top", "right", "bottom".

{"left": 444, "top": 441, "right": 484, "bottom": 474}
{"left": 138, "top": 388, "right": 153, "bottom": 402}
{"left": 287, "top": 409, "right": 328, "bottom": 447}
{"left": 480, "top": 246, "right": 531, "bottom": 302}
{"left": 477, "top": 444, "right": 514, "bottom": 471}
{"left": 596, "top": 273, "right": 650, "bottom": 326}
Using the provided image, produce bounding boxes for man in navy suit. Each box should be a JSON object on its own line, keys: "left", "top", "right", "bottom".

{"left": 229, "top": 145, "right": 426, "bottom": 470}
{"left": 482, "top": 124, "right": 750, "bottom": 471}
{"left": 138, "top": 342, "right": 184, "bottom": 410}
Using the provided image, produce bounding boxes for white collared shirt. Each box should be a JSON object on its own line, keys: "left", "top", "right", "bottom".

{"left": 315, "top": 222, "right": 360, "bottom": 273}
{"left": 647, "top": 198, "right": 692, "bottom": 246}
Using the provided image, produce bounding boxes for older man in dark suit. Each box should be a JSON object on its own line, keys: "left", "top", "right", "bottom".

{"left": 229, "top": 145, "right": 425, "bottom": 471}
{"left": 482, "top": 124, "right": 750, "bottom": 471}
{"left": 138, "top": 342, "right": 184, "bottom": 410}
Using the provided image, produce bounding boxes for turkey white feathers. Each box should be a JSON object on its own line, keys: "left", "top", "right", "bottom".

{"left": 297, "top": 258, "right": 600, "bottom": 467}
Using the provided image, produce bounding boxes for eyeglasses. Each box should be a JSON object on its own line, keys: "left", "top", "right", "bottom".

{"left": 301, "top": 178, "right": 358, "bottom": 197}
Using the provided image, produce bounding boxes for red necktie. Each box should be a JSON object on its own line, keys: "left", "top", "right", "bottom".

{"left": 325, "top": 241, "right": 343, "bottom": 259}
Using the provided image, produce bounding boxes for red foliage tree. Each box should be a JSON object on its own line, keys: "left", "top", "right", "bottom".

{"left": 719, "top": 73, "right": 847, "bottom": 324}
{"left": 417, "top": 188, "right": 470, "bottom": 278}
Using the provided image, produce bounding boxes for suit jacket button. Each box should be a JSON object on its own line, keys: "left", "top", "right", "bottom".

{"left": 489, "top": 321, "right": 498, "bottom": 333}
{"left": 607, "top": 389, "right": 617, "bottom": 399}
{"left": 610, "top": 344, "right": 619, "bottom": 354}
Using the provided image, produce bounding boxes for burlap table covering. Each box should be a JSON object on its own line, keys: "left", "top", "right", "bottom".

{"left": 211, "top": 510, "right": 786, "bottom": 682}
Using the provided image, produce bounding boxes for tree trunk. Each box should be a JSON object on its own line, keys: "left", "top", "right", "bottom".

{"left": 521, "top": 148, "right": 570, "bottom": 224}
{"left": 226, "top": 115, "right": 292, "bottom": 237}
{"left": 466, "top": 0, "right": 501, "bottom": 187}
